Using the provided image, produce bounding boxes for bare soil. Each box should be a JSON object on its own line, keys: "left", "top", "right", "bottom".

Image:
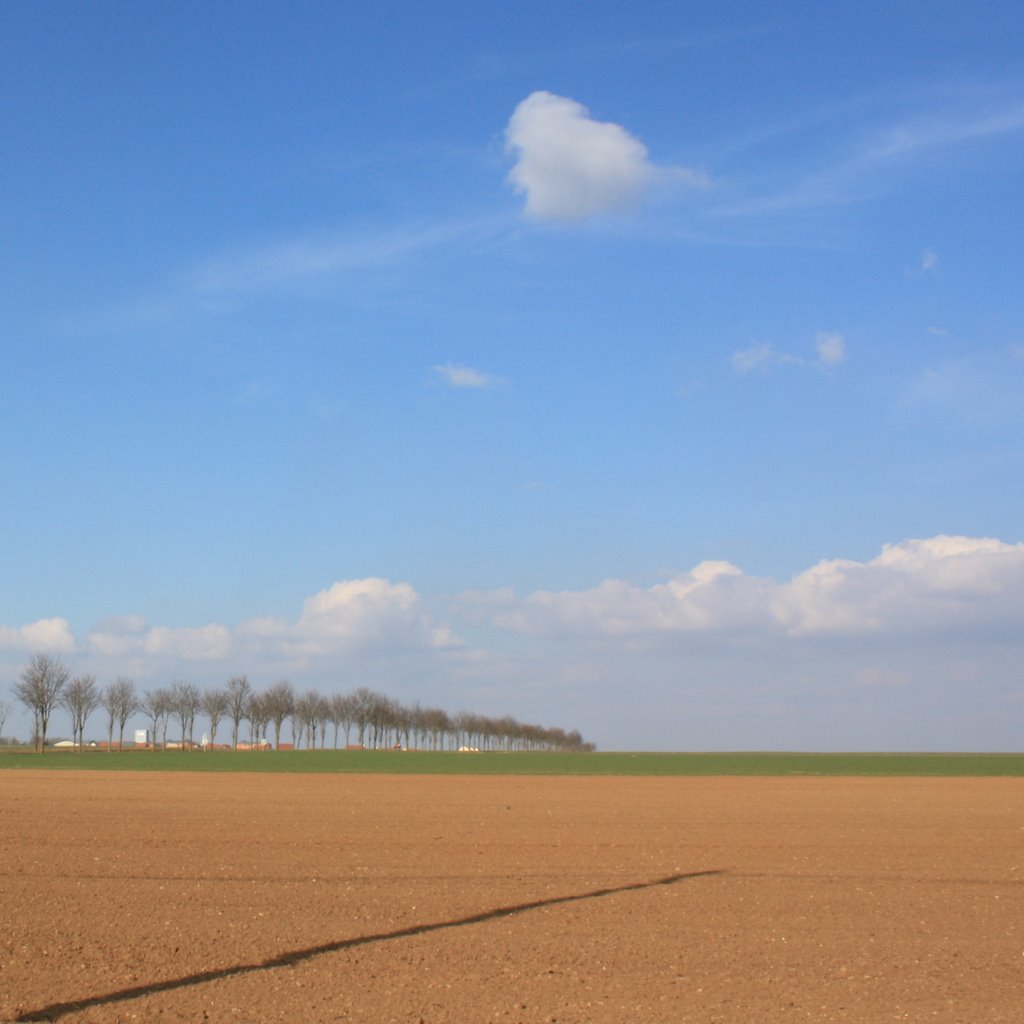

{"left": 0, "top": 770, "right": 1021, "bottom": 1023}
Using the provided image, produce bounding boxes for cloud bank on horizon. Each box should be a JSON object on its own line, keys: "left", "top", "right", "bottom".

{"left": 4, "top": 536, "right": 1022, "bottom": 750}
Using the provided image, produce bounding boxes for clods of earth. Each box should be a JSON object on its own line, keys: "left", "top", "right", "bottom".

{"left": 1, "top": 771, "right": 1021, "bottom": 1022}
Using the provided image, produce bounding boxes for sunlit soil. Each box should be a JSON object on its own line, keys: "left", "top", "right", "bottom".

{"left": 1, "top": 771, "right": 1021, "bottom": 1022}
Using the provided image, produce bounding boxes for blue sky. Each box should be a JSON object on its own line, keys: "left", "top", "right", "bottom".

{"left": 3, "top": 1, "right": 1023, "bottom": 750}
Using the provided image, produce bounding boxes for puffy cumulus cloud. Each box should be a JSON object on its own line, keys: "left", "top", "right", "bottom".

{"left": 88, "top": 616, "right": 232, "bottom": 660}
{"left": 143, "top": 624, "right": 232, "bottom": 660}
{"left": 774, "top": 536, "right": 1024, "bottom": 636}
{"left": 491, "top": 561, "right": 774, "bottom": 637}
{"left": 280, "top": 578, "right": 445, "bottom": 656}
{"left": 505, "top": 91, "right": 705, "bottom": 222}
{"left": 0, "top": 617, "right": 76, "bottom": 653}
{"left": 482, "top": 536, "right": 1024, "bottom": 642}
{"left": 87, "top": 615, "right": 148, "bottom": 657}
{"left": 84, "top": 579, "right": 457, "bottom": 667}
{"left": 234, "top": 578, "right": 458, "bottom": 660}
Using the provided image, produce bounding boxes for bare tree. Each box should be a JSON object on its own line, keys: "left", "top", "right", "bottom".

{"left": 13, "top": 653, "right": 71, "bottom": 752}
{"left": 289, "top": 699, "right": 305, "bottom": 750}
{"left": 0, "top": 699, "right": 13, "bottom": 744}
{"left": 263, "top": 680, "right": 294, "bottom": 749}
{"left": 249, "top": 691, "right": 272, "bottom": 748}
{"left": 351, "top": 687, "right": 376, "bottom": 748}
{"left": 290, "top": 692, "right": 317, "bottom": 749}
{"left": 329, "top": 692, "right": 357, "bottom": 748}
{"left": 170, "top": 682, "right": 201, "bottom": 749}
{"left": 138, "top": 688, "right": 171, "bottom": 749}
{"left": 314, "top": 693, "right": 331, "bottom": 749}
{"left": 201, "top": 688, "right": 228, "bottom": 748}
{"left": 226, "top": 675, "right": 251, "bottom": 749}
{"left": 102, "top": 677, "right": 138, "bottom": 751}
{"left": 159, "top": 694, "right": 171, "bottom": 748}
{"left": 370, "top": 693, "right": 399, "bottom": 749}
{"left": 61, "top": 674, "right": 100, "bottom": 750}
{"left": 421, "top": 706, "right": 450, "bottom": 751}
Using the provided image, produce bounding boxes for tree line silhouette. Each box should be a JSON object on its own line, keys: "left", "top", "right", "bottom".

{"left": 9, "top": 653, "right": 595, "bottom": 753}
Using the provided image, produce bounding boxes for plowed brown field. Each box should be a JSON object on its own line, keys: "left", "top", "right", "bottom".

{"left": 1, "top": 771, "right": 1021, "bottom": 1023}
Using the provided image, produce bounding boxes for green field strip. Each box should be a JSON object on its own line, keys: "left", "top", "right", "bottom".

{"left": 0, "top": 749, "right": 1022, "bottom": 776}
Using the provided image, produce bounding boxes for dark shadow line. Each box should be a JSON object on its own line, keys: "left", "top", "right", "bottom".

{"left": 15, "top": 869, "right": 724, "bottom": 1022}
{"left": 733, "top": 871, "right": 1023, "bottom": 888}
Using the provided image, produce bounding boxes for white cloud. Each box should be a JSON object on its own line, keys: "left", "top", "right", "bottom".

{"left": 815, "top": 331, "right": 846, "bottom": 367}
{"left": 730, "top": 341, "right": 797, "bottom": 374}
{"left": 920, "top": 248, "right": 939, "bottom": 272}
{"left": 143, "top": 624, "right": 233, "bottom": 660}
{"left": 732, "top": 333, "right": 845, "bottom": 374}
{"left": 7, "top": 542, "right": 1024, "bottom": 751}
{"left": 490, "top": 560, "right": 774, "bottom": 637}
{"left": 481, "top": 536, "right": 1024, "bottom": 642}
{"left": 0, "top": 617, "right": 77, "bottom": 653}
{"left": 505, "top": 91, "right": 705, "bottom": 222}
{"left": 239, "top": 577, "right": 460, "bottom": 659}
{"left": 433, "top": 363, "right": 502, "bottom": 389}
{"left": 82, "top": 578, "right": 456, "bottom": 667}
{"left": 282, "top": 578, "right": 435, "bottom": 655}
{"left": 88, "top": 616, "right": 232, "bottom": 661}
{"left": 774, "top": 536, "right": 1024, "bottom": 636}
{"left": 87, "top": 615, "right": 148, "bottom": 657}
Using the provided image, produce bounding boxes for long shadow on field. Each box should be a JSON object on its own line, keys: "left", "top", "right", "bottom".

{"left": 15, "top": 869, "right": 723, "bottom": 1022}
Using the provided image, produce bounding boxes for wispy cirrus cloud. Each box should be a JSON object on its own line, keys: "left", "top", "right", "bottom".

{"left": 901, "top": 348, "right": 1024, "bottom": 426}
{"left": 714, "top": 93, "right": 1024, "bottom": 218}
{"left": 189, "top": 219, "right": 503, "bottom": 295}
{"left": 66, "top": 216, "right": 512, "bottom": 336}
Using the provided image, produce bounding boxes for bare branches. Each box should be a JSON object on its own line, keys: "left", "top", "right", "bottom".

{"left": 12, "top": 653, "right": 70, "bottom": 752}
{"left": 201, "top": 688, "right": 229, "bottom": 748}
{"left": 101, "top": 677, "right": 138, "bottom": 751}
{"left": 8, "top": 651, "right": 593, "bottom": 753}
{"left": 138, "top": 688, "right": 171, "bottom": 749}
{"left": 262, "top": 680, "right": 294, "bottom": 750}
{"left": 0, "top": 699, "right": 13, "bottom": 744}
{"left": 226, "top": 676, "right": 251, "bottom": 749}
{"left": 169, "top": 682, "right": 201, "bottom": 748}
{"left": 61, "top": 674, "right": 100, "bottom": 750}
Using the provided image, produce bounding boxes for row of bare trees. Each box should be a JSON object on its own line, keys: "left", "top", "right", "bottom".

{"left": 11, "top": 656, "right": 141, "bottom": 752}
{"left": 8, "top": 654, "right": 594, "bottom": 752}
